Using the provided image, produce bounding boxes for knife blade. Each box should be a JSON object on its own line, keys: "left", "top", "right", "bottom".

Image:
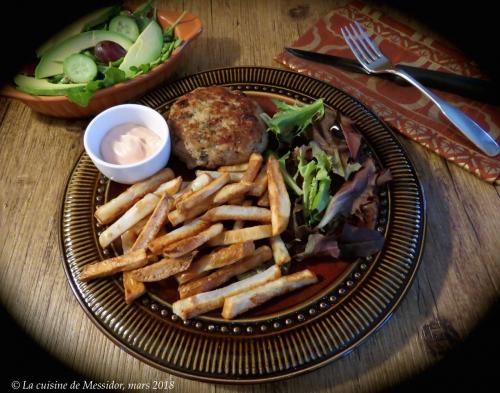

{"left": 285, "top": 48, "right": 499, "bottom": 105}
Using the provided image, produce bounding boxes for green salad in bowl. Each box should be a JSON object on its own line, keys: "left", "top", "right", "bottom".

{"left": 13, "top": 0, "right": 186, "bottom": 107}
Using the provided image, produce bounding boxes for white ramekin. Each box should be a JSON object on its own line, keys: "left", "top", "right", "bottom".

{"left": 84, "top": 104, "right": 171, "bottom": 184}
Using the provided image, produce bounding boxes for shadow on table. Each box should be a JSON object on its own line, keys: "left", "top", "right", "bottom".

{"left": 32, "top": 113, "right": 89, "bottom": 133}
{"left": 179, "top": 36, "right": 241, "bottom": 73}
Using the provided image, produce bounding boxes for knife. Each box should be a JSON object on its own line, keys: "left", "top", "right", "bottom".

{"left": 285, "top": 48, "right": 499, "bottom": 105}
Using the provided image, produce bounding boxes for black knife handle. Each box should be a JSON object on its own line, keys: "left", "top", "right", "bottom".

{"left": 397, "top": 65, "right": 499, "bottom": 105}
{"left": 285, "top": 48, "right": 500, "bottom": 105}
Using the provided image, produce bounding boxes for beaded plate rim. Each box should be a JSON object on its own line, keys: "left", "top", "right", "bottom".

{"left": 59, "top": 66, "right": 426, "bottom": 383}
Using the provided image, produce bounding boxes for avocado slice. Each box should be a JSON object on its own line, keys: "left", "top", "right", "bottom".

{"left": 14, "top": 74, "right": 85, "bottom": 95}
{"left": 119, "top": 20, "right": 163, "bottom": 77}
{"left": 36, "top": 30, "right": 133, "bottom": 79}
{"left": 36, "top": 5, "right": 121, "bottom": 58}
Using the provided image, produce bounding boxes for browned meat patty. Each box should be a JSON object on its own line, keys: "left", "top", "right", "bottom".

{"left": 167, "top": 86, "right": 268, "bottom": 169}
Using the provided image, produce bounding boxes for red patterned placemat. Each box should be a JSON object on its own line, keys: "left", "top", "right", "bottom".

{"left": 276, "top": 0, "right": 500, "bottom": 184}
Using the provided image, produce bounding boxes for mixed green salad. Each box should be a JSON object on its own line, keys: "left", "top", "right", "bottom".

{"left": 261, "top": 98, "right": 391, "bottom": 261}
{"left": 14, "top": 0, "right": 185, "bottom": 107}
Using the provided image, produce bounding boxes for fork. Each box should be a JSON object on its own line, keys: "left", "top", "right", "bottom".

{"left": 341, "top": 21, "right": 500, "bottom": 157}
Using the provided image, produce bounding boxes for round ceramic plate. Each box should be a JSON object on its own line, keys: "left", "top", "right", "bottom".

{"left": 60, "top": 66, "right": 425, "bottom": 383}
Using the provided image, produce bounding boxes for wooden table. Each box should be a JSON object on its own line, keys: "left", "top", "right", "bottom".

{"left": 1, "top": 1, "right": 499, "bottom": 392}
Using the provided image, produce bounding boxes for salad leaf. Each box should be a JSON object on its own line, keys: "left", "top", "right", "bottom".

{"left": 344, "top": 162, "right": 362, "bottom": 180}
{"left": 293, "top": 143, "right": 333, "bottom": 226}
{"left": 312, "top": 116, "right": 362, "bottom": 180}
{"left": 260, "top": 98, "right": 325, "bottom": 143}
{"left": 339, "top": 224, "right": 384, "bottom": 258}
{"left": 64, "top": 89, "right": 93, "bottom": 107}
{"left": 278, "top": 152, "right": 303, "bottom": 196}
{"left": 340, "top": 115, "right": 362, "bottom": 160}
{"left": 316, "top": 158, "right": 377, "bottom": 229}
{"left": 130, "top": 38, "right": 183, "bottom": 76}
{"left": 101, "top": 66, "right": 127, "bottom": 86}
{"left": 66, "top": 66, "right": 126, "bottom": 106}
{"left": 296, "top": 223, "right": 384, "bottom": 261}
{"left": 132, "top": 0, "right": 154, "bottom": 31}
{"left": 308, "top": 142, "right": 331, "bottom": 216}
{"left": 311, "top": 111, "right": 341, "bottom": 156}
{"left": 295, "top": 233, "right": 340, "bottom": 261}
{"left": 351, "top": 167, "right": 392, "bottom": 228}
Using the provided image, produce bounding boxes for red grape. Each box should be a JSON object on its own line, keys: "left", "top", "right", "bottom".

{"left": 94, "top": 41, "right": 126, "bottom": 63}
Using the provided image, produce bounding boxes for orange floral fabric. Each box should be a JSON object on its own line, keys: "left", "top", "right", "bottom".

{"left": 276, "top": 0, "right": 500, "bottom": 184}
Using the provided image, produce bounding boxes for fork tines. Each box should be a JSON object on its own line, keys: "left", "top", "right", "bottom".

{"left": 341, "top": 21, "right": 384, "bottom": 65}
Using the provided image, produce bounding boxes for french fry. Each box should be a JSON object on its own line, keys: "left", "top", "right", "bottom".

{"left": 121, "top": 231, "right": 137, "bottom": 254}
{"left": 240, "top": 153, "right": 263, "bottom": 183}
{"left": 125, "top": 223, "right": 171, "bottom": 301}
{"left": 99, "top": 193, "right": 160, "bottom": 248}
{"left": 267, "top": 156, "right": 291, "bottom": 235}
{"left": 163, "top": 223, "right": 224, "bottom": 258}
{"left": 149, "top": 218, "right": 210, "bottom": 254}
{"left": 130, "top": 253, "right": 196, "bottom": 282}
{"left": 175, "top": 241, "right": 255, "bottom": 284}
{"left": 190, "top": 173, "right": 213, "bottom": 191}
{"left": 172, "top": 265, "right": 281, "bottom": 319}
{"left": 95, "top": 168, "right": 174, "bottom": 224}
{"left": 123, "top": 271, "right": 146, "bottom": 304}
{"left": 168, "top": 195, "right": 215, "bottom": 226}
{"left": 203, "top": 241, "right": 255, "bottom": 270}
{"left": 257, "top": 191, "right": 269, "bottom": 207}
{"left": 212, "top": 182, "right": 251, "bottom": 205}
{"left": 178, "top": 245, "right": 272, "bottom": 298}
{"left": 218, "top": 163, "right": 249, "bottom": 172}
{"left": 222, "top": 269, "right": 318, "bottom": 319}
{"left": 173, "top": 174, "right": 212, "bottom": 205}
{"left": 247, "top": 164, "right": 267, "bottom": 197}
{"left": 202, "top": 205, "right": 271, "bottom": 222}
{"left": 212, "top": 154, "right": 263, "bottom": 205}
{"left": 153, "top": 176, "right": 182, "bottom": 197}
{"left": 129, "top": 216, "right": 150, "bottom": 236}
{"left": 80, "top": 249, "right": 147, "bottom": 282}
{"left": 172, "top": 184, "right": 192, "bottom": 202}
{"left": 177, "top": 173, "right": 229, "bottom": 212}
{"left": 270, "top": 235, "right": 291, "bottom": 266}
{"left": 233, "top": 200, "right": 253, "bottom": 229}
{"left": 121, "top": 230, "right": 145, "bottom": 304}
{"left": 227, "top": 197, "right": 245, "bottom": 205}
{"left": 132, "top": 194, "right": 173, "bottom": 251}
{"left": 207, "top": 225, "right": 273, "bottom": 246}
{"left": 195, "top": 170, "right": 243, "bottom": 182}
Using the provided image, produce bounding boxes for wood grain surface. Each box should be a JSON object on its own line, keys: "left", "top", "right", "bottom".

{"left": 0, "top": 1, "right": 499, "bottom": 392}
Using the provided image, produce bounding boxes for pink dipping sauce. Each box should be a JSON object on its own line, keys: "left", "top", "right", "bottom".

{"left": 100, "top": 123, "right": 162, "bottom": 165}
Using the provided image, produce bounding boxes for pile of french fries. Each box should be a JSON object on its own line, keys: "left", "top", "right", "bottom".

{"left": 80, "top": 153, "right": 318, "bottom": 320}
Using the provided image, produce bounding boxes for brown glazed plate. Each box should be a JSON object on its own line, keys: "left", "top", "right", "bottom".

{"left": 60, "top": 66, "right": 426, "bottom": 383}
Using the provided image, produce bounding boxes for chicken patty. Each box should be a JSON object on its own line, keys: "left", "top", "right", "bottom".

{"left": 167, "top": 86, "right": 268, "bottom": 169}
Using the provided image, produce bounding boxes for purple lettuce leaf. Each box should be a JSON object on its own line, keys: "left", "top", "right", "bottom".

{"left": 295, "top": 233, "right": 340, "bottom": 261}
{"left": 351, "top": 167, "right": 392, "bottom": 228}
{"left": 316, "top": 158, "right": 377, "bottom": 229}
{"left": 340, "top": 114, "right": 362, "bottom": 160}
{"left": 339, "top": 224, "right": 385, "bottom": 258}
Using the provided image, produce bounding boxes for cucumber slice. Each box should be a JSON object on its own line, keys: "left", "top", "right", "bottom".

{"left": 63, "top": 54, "right": 97, "bottom": 83}
{"left": 36, "top": 30, "right": 133, "bottom": 78}
{"left": 109, "top": 15, "right": 140, "bottom": 41}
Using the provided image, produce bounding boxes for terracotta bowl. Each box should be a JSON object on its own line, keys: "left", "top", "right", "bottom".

{"left": 0, "top": 10, "right": 202, "bottom": 118}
